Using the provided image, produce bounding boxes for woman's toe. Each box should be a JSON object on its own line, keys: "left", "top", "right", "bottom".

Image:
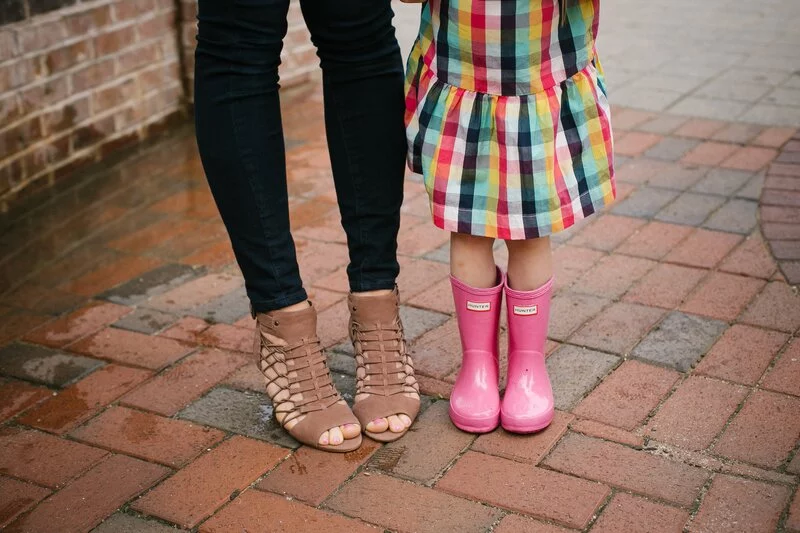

{"left": 399, "top": 414, "right": 412, "bottom": 428}
{"left": 341, "top": 423, "right": 361, "bottom": 439}
{"left": 318, "top": 430, "right": 330, "bottom": 446}
{"left": 366, "top": 418, "right": 389, "bottom": 433}
{"left": 328, "top": 426, "right": 344, "bottom": 446}
{"left": 388, "top": 415, "right": 405, "bottom": 433}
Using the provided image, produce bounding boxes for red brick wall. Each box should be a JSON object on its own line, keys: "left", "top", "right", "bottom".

{"left": 178, "top": 0, "right": 318, "bottom": 102}
{"left": 0, "top": 0, "right": 318, "bottom": 209}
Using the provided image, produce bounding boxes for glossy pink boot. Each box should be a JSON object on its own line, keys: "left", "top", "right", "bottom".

{"left": 501, "top": 277, "right": 554, "bottom": 433}
{"left": 448, "top": 270, "right": 504, "bottom": 433}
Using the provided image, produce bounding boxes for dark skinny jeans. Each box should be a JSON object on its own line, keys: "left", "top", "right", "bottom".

{"left": 194, "top": 0, "right": 407, "bottom": 312}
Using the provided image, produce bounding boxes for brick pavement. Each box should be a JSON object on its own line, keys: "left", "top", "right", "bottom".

{"left": 2, "top": 5, "right": 800, "bottom": 531}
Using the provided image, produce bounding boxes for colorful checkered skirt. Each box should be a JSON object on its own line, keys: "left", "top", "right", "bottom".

{"left": 405, "top": 0, "right": 615, "bottom": 239}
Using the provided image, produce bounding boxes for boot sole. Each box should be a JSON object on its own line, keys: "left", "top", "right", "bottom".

{"left": 450, "top": 407, "right": 500, "bottom": 434}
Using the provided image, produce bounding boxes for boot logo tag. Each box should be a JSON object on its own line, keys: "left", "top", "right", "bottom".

{"left": 513, "top": 305, "right": 538, "bottom": 316}
{"left": 466, "top": 301, "right": 491, "bottom": 312}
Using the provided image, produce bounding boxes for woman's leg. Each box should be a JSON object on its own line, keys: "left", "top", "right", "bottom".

{"left": 300, "top": 0, "right": 412, "bottom": 436}
{"left": 194, "top": 0, "right": 358, "bottom": 446}
{"left": 300, "top": 0, "right": 407, "bottom": 294}
{"left": 194, "top": 0, "right": 306, "bottom": 313}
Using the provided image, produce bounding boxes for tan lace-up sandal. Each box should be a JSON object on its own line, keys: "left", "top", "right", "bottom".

{"left": 349, "top": 288, "right": 420, "bottom": 442}
{"left": 255, "top": 301, "right": 362, "bottom": 452}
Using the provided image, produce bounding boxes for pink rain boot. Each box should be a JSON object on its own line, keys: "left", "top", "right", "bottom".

{"left": 501, "top": 277, "right": 555, "bottom": 433}
{"left": 448, "top": 270, "right": 504, "bottom": 433}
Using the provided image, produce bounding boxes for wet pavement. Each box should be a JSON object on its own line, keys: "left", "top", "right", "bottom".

{"left": 1, "top": 1, "right": 800, "bottom": 532}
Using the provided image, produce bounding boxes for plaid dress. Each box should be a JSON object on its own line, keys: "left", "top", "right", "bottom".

{"left": 405, "top": 0, "right": 615, "bottom": 239}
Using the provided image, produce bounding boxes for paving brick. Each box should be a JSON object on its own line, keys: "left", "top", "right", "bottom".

{"left": 437, "top": 451, "right": 609, "bottom": 529}
{"left": 122, "top": 349, "right": 247, "bottom": 416}
{"left": 719, "top": 234, "right": 777, "bottom": 279}
{"left": 545, "top": 345, "right": 618, "bottom": 410}
{"left": 696, "top": 324, "right": 788, "bottom": 384}
{"left": 644, "top": 137, "right": 701, "bottom": 161}
{"left": 60, "top": 255, "right": 164, "bottom": 297}
{"left": 571, "top": 302, "right": 665, "bottom": 355}
{"left": 712, "top": 123, "right": 763, "bottom": 144}
{"left": 0, "top": 380, "right": 50, "bottom": 422}
{"left": 399, "top": 305, "right": 450, "bottom": 342}
{"left": 472, "top": 410, "right": 572, "bottom": 464}
{"left": 72, "top": 406, "right": 224, "bottom": 467}
{"left": 146, "top": 273, "right": 243, "bottom": 314}
{"left": 0, "top": 342, "right": 103, "bottom": 387}
{"left": 691, "top": 168, "right": 754, "bottom": 197}
{"left": 327, "top": 472, "right": 499, "bottom": 533}
{"left": 615, "top": 131, "right": 664, "bottom": 156}
{"left": 68, "top": 327, "right": 193, "bottom": 370}
{"left": 740, "top": 281, "right": 800, "bottom": 333}
{"left": 543, "top": 433, "right": 708, "bottom": 506}
{"left": 624, "top": 263, "right": 706, "bottom": 309}
{"left": 396, "top": 257, "right": 451, "bottom": 301}
{"left": 632, "top": 312, "right": 726, "bottom": 371}
{"left": 616, "top": 221, "right": 693, "bottom": 260}
{"left": 680, "top": 272, "right": 765, "bottom": 321}
{"left": 178, "top": 387, "right": 299, "bottom": 449}
{"left": 771, "top": 239, "right": 800, "bottom": 260}
{"left": 664, "top": 229, "right": 741, "bottom": 269}
{"left": 721, "top": 146, "right": 778, "bottom": 171}
{"left": 654, "top": 163, "right": 710, "bottom": 191}
{"left": 568, "top": 215, "right": 646, "bottom": 251}
{"left": 570, "top": 418, "right": 643, "bottom": 447}
{"left": 612, "top": 186, "right": 680, "bottom": 219}
{"left": 592, "top": 492, "right": 688, "bottom": 533}
{"left": 23, "top": 301, "right": 132, "bottom": 348}
{"left": 616, "top": 158, "right": 675, "bottom": 185}
{"left": 91, "top": 513, "right": 179, "bottom": 533}
{"left": 406, "top": 320, "right": 462, "bottom": 380}
{"left": 690, "top": 475, "right": 790, "bottom": 533}
{"left": 200, "top": 489, "right": 380, "bottom": 533}
{"left": 397, "top": 218, "right": 450, "bottom": 256}
{"left": 703, "top": 198, "right": 758, "bottom": 234}
{"left": 655, "top": 192, "right": 726, "bottom": 227}
{"left": 551, "top": 245, "right": 605, "bottom": 290}
{"left": 19, "top": 364, "right": 151, "bottom": 434}
{"left": 260, "top": 439, "right": 377, "bottom": 505}
{"left": 186, "top": 285, "right": 250, "bottom": 324}
{"left": 133, "top": 436, "right": 287, "bottom": 528}
{"left": 765, "top": 176, "right": 800, "bottom": 192}
{"left": 0, "top": 477, "right": 51, "bottom": 529}
{"left": 675, "top": 119, "right": 728, "bottom": 139}
{"left": 100, "top": 263, "right": 201, "bottom": 306}
{"left": 363, "top": 400, "right": 470, "bottom": 482}
{"left": 788, "top": 489, "right": 800, "bottom": 532}
{"left": 549, "top": 292, "right": 609, "bottom": 341}
{"left": 574, "top": 360, "right": 678, "bottom": 430}
{"left": 574, "top": 254, "right": 656, "bottom": 299}
{"left": 714, "top": 390, "right": 800, "bottom": 468}
{"left": 0, "top": 427, "right": 108, "bottom": 488}
{"left": 196, "top": 323, "right": 253, "bottom": 352}
{"left": 680, "top": 142, "right": 739, "bottom": 166}
{"left": 407, "top": 277, "right": 455, "bottom": 314}
{"left": 5, "top": 455, "right": 168, "bottom": 533}
{"left": 223, "top": 362, "right": 263, "bottom": 392}
{"left": 646, "top": 376, "right": 748, "bottom": 451}
{"left": 613, "top": 108, "right": 657, "bottom": 130}
{"left": 761, "top": 340, "right": 800, "bottom": 396}
{"left": 752, "top": 127, "right": 796, "bottom": 148}
{"left": 160, "top": 316, "right": 210, "bottom": 343}
{"left": 112, "top": 308, "right": 178, "bottom": 334}
{"left": 492, "top": 514, "right": 573, "bottom": 533}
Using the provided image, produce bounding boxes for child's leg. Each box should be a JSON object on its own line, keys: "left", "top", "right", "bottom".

{"left": 501, "top": 236, "right": 554, "bottom": 433}
{"left": 448, "top": 232, "right": 503, "bottom": 433}
{"left": 450, "top": 233, "right": 497, "bottom": 287}
{"left": 505, "top": 237, "right": 552, "bottom": 290}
